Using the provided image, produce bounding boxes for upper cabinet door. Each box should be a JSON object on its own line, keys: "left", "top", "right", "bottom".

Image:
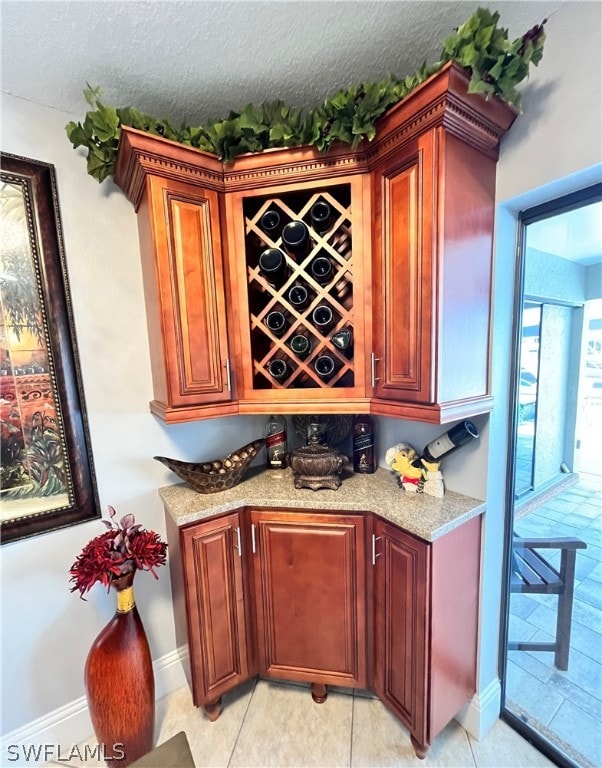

{"left": 138, "top": 175, "right": 235, "bottom": 421}
{"left": 371, "top": 132, "right": 435, "bottom": 408}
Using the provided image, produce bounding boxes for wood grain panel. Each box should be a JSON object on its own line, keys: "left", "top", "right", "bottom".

{"left": 372, "top": 131, "right": 435, "bottom": 404}
{"left": 147, "top": 175, "right": 232, "bottom": 409}
{"left": 169, "top": 195, "right": 221, "bottom": 392}
{"left": 437, "top": 133, "right": 497, "bottom": 403}
{"left": 429, "top": 514, "right": 481, "bottom": 737}
{"left": 251, "top": 510, "right": 366, "bottom": 688}
{"left": 181, "top": 513, "right": 249, "bottom": 705}
{"left": 374, "top": 520, "right": 429, "bottom": 743}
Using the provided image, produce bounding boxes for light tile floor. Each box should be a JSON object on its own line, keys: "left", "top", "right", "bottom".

{"left": 507, "top": 473, "right": 602, "bottom": 768}
{"left": 55, "top": 679, "right": 555, "bottom": 768}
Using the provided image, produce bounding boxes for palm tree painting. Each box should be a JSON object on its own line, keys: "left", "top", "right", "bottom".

{"left": 0, "top": 179, "right": 69, "bottom": 519}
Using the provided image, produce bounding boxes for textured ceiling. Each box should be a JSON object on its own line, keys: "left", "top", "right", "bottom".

{"left": 1, "top": 1, "right": 559, "bottom": 125}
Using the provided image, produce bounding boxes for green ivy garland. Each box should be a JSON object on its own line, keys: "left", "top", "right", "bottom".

{"left": 66, "top": 8, "right": 546, "bottom": 183}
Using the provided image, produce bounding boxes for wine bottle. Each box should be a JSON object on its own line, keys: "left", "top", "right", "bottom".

{"left": 265, "top": 310, "right": 288, "bottom": 337}
{"left": 260, "top": 209, "right": 281, "bottom": 237}
{"left": 330, "top": 327, "right": 353, "bottom": 352}
{"left": 259, "top": 247, "right": 287, "bottom": 286}
{"left": 310, "top": 200, "right": 332, "bottom": 234}
{"left": 266, "top": 414, "right": 287, "bottom": 469}
{"left": 352, "top": 414, "right": 375, "bottom": 474}
{"left": 267, "top": 358, "right": 290, "bottom": 382}
{"left": 287, "top": 283, "right": 309, "bottom": 310}
{"left": 314, "top": 355, "right": 335, "bottom": 380}
{"left": 282, "top": 220, "right": 310, "bottom": 257}
{"left": 311, "top": 304, "right": 333, "bottom": 334}
{"left": 290, "top": 335, "right": 311, "bottom": 359}
{"left": 422, "top": 420, "right": 479, "bottom": 462}
{"left": 310, "top": 255, "right": 333, "bottom": 285}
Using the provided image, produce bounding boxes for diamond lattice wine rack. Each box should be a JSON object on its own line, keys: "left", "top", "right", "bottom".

{"left": 242, "top": 184, "right": 356, "bottom": 392}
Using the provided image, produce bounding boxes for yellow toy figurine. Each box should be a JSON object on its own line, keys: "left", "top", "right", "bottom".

{"left": 385, "top": 443, "right": 423, "bottom": 492}
{"left": 385, "top": 443, "right": 446, "bottom": 496}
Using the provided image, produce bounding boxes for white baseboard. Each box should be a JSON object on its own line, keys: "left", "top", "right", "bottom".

{"left": 455, "top": 677, "right": 502, "bottom": 741}
{"left": 1, "top": 646, "right": 188, "bottom": 767}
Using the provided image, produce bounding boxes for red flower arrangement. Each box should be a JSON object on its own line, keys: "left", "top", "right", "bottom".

{"left": 69, "top": 505, "right": 167, "bottom": 599}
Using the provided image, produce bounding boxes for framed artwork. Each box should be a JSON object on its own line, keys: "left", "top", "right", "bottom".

{"left": 0, "top": 153, "right": 100, "bottom": 544}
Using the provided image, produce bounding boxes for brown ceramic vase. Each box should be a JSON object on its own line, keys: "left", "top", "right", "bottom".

{"left": 84, "top": 570, "right": 154, "bottom": 767}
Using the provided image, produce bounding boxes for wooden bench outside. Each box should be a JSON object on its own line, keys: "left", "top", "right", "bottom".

{"left": 509, "top": 536, "right": 587, "bottom": 671}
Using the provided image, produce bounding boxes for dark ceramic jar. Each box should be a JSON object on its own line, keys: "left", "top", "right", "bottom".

{"left": 288, "top": 435, "right": 348, "bottom": 490}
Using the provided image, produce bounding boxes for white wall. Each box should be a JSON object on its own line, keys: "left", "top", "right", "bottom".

{"left": 0, "top": 93, "right": 266, "bottom": 740}
{"left": 1, "top": 0, "right": 601, "bottom": 750}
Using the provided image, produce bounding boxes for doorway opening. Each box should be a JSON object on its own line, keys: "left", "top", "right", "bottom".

{"left": 501, "top": 185, "right": 602, "bottom": 768}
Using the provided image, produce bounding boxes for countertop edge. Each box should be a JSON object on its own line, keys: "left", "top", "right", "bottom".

{"left": 158, "top": 468, "right": 485, "bottom": 542}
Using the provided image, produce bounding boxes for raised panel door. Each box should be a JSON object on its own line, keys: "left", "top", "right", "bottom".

{"left": 250, "top": 509, "right": 366, "bottom": 688}
{"left": 373, "top": 518, "right": 429, "bottom": 746}
{"left": 142, "top": 175, "right": 234, "bottom": 419}
{"left": 371, "top": 132, "right": 435, "bottom": 408}
{"left": 180, "top": 513, "right": 250, "bottom": 710}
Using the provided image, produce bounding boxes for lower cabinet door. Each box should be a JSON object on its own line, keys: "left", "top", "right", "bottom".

{"left": 373, "top": 517, "right": 429, "bottom": 745}
{"left": 181, "top": 512, "right": 251, "bottom": 706}
{"left": 250, "top": 509, "right": 366, "bottom": 689}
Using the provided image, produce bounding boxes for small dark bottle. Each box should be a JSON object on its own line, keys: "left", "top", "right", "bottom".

{"left": 314, "top": 355, "right": 336, "bottom": 380}
{"left": 259, "top": 247, "right": 287, "bottom": 286}
{"left": 330, "top": 327, "right": 353, "bottom": 352}
{"left": 310, "top": 200, "right": 332, "bottom": 234}
{"left": 352, "top": 414, "right": 375, "bottom": 474}
{"left": 422, "top": 420, "right": 479, "bottom": 462}
{"left": 310, "top": 255, "right": 333, "bottom": 285}
{"left": 266, "top": 414, "right": 287, "bottom": 469}
{"left": 260, "top": 209, "right": 281, "bottom": 238}
{"left": 311, "top": 304, "right": 333, "bottom": 334}
{"left": 267, "top": 358, "right": 291, "bottom": 382}
{"left": 287, "top": 283, "right": 309, "bottom": 311}
{"left": 265, "top": 310, "right": 288, "bottom": 337}
{"left": 290, "top": 334, "right": 311, "bottom": 359}
{"left": 282, "top": 220, "right": 310, "bottom": 258}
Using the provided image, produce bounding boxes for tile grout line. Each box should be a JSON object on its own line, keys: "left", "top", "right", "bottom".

{"left": 465, "top": 727, "right": 478, "bottom": 768}
{"left": 226, "top": 678, "right": 259, "bottom": 768}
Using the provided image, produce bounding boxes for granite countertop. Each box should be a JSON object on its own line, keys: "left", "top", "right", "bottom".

{"left": 159, "top": 467, "right": 484, "bottom": 542}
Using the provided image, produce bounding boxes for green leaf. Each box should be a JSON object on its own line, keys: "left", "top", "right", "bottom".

{"left": 83, "top": 83, "right": 102, "bottom": 108}
{"left": 65, "top": 121, "right": 89, "bottom": 148}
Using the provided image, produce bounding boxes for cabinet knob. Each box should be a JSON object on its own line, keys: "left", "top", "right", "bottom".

{"left": 225, "top": 358, "right": 232, "bottom": 391}
{"left": 234, "top": 526, "right": 242, "bottom": 557}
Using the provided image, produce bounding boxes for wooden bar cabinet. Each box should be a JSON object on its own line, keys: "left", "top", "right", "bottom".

{"left": 114, "top": 62, "right": 516, "bottom": 424}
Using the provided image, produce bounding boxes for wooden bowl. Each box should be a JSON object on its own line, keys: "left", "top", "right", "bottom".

{"left": 154, "top": 439, "right": 265, "bottom": 494}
